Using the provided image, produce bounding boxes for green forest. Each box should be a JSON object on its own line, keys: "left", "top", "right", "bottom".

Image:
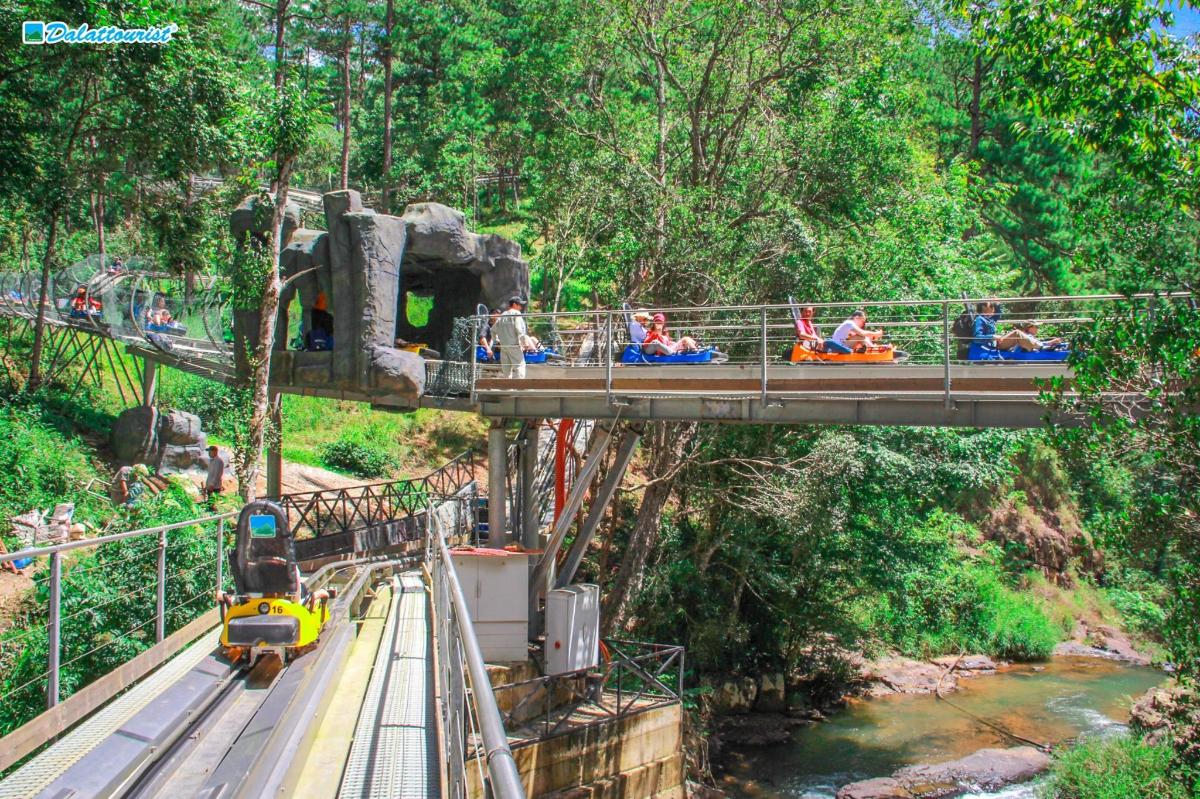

{"left": 1, "top": 0, "right": 1198, "bottom": 796}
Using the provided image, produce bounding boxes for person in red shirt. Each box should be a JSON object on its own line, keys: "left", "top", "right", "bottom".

{"left": 794, "top": 305, "right": 824, "bottom": 351}
{"left": 643, "top": 313, "right": 699, "bottom": 355}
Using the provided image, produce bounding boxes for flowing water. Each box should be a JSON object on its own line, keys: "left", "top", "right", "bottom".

{"left": 724, "top": 657, "right": 1165, "bottom": 799}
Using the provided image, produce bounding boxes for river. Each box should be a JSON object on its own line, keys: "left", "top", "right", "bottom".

{"left": 724, "top": 656, "right": 1165, "bottom": 799}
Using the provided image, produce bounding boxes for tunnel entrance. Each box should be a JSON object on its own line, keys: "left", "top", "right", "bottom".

{"left": 395, "top": 260, "right": 483, "bottom": 356}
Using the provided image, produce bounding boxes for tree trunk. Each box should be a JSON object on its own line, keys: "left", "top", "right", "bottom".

{"left": 273, "top": 0, "right": 288, "bottom": 92}
{"left": 94, "top": 189, "right": 106, "bottom": 266}
{"left": 602, "top": 422, "right": 695, "bottom": 632}
{"left": 28, "top": 214, "right": 59, "bottom": 390}
{"left": 241, "top": 163, "right": 292, "bottom": 501}
{"left": 339, "top": 18, "right": 352, "bottom": 191}
{"left": 381, "top": 0, "right": 394, "bottom": 212}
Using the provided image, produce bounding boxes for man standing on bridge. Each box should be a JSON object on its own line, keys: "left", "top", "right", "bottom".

{"left": 494, "top": 296, "right": 529, "bottom": 379}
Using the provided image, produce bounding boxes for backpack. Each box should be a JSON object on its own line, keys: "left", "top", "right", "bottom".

{"left": 951, "top": 308, "right": 975, "bottom": 360}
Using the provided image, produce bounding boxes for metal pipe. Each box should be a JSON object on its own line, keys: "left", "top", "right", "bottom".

{"left": 156, "top": 528, "right": 167, "bottom": 643}
{"left": 487, "top": 421, "right": 508, "bottom": 549}
{"left": 556, "top": 425, "right": 641, "bottom": 588}
{"left": 469, "top": 316, "right": 480, "bottom": 405}
{"left": 520, "top": 422, "right": 540, "bottom": 550}
{"left": 528, "top": 423, "right": 614, "bottom": 611}
{"left": 47, "top": 551, "right": 61, "bottom": 708}
{"left": 605, "top": 311, "right": 613, "bottom": 405}
{"left": 437, "top": 534, "right": 527, "bottom": 799}
{"left": 468, "top": 291, "right": 1192, "bottom": 323}
{"left": 216, "top": 517, "right": 225, "bottom": 593}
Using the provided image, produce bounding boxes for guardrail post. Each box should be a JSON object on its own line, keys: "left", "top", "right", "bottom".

{"left": 156, "top": 527, "right": 167, "bottom": 643}
{"left": 47, "top": 551, "right": 61, "bottom": 708}
{"left": 942, "top": 300, "right": 952, "bottom": 410}
{"left": 760, "top": 306, "right": 768, "bottom": 406}
{"left": 604, "top": 311, "right": 613, "bottom": 405}
{"left": 469, "top": 316, "right": 480, "bottom": 404}
{"left": 216, "top": 517, "right": 225, "bottom": 593}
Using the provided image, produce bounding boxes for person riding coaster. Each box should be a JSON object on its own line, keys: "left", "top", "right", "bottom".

{"left": 966, "top": 302, "right": 1071, "bottom": 362}
{"left": 68, "top": 286, "right": 102, "bottom": 320}
{"left": 787, "top": 298, "right": 906, "bottom": 364}
{"left": 620, "top": 308, "right": 728, "bottom": 364}
{"left": 217, "top": 500, "right": 333, "bottom": 666}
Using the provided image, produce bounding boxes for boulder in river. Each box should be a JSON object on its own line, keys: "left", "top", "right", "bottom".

{"left": 862, "top": 655, "right": 957, "bottom": 697}
{"left": 837, "top": 746, "right": 1052, "bottom": 799}
{"left": 755, "top": 673, "right": 786, "bottom": 712}
{"left": 710, "top": 677, "right": 758, "bottom": 714}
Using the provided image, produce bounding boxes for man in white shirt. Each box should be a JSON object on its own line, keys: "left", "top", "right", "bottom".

{"left": 828, "top": 310, "right": 882, "bottom": 354}
{"left": 204, "top": 446, "right": 225, "bottom": 498}
{"left": 493, "top": 296, "right": 529, "bottom": 378}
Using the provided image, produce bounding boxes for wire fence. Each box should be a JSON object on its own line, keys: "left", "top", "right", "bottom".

{"left": 0, "top": 513, "right": 234, "bottom": 734}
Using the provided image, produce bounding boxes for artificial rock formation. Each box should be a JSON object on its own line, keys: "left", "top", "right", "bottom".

{"left": 231, "top": 190, "right": 529, "bottom": 402}
{"left": 112, "top": 407, "right": 210, "bottom": 474}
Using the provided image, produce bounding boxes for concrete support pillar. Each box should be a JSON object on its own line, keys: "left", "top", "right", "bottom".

{"left": 266, "top": 392, "right": 283, "bottom": 498}
{"left": 487, "top": 420, "right": 508, "bottom": 549}
{"left": 520, "top": 421, "right": 541, "bottom": 551}
{"left": 141, "top": 358, "right": 157, "bottom": 407}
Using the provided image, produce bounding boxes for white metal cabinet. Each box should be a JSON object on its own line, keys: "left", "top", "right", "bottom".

{"left": 545, "top": 584, "right": 599, "bottom": 675}
{"left": 450, "top": 548, "right": 530, "bottom": 662}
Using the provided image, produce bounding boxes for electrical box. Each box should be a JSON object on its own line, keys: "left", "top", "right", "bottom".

{"left": 450, "top": 548, "right": 530, "bottom": 662}
{"left": 545, "top": 584, "right": 600, "bottom": 675}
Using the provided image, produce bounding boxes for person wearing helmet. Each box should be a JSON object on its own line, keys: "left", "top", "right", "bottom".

{"left": 306, "top": 291, "right": 334, "bottom": 351}
{"left": 493, "top": 296, "right": 529, "bottom": 378}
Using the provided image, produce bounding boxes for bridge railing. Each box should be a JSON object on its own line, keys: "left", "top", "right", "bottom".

{"left": 0, "top": 258, "right": 233, "bottom": 369}
{"left": 461, "top": 292, "right": 1193, "bottom": 401}
{"left": 0, "top": 512, "right": 235, "bottom": 743}
{"left": 274, "top": 449, "right": 480, "bottom": 560}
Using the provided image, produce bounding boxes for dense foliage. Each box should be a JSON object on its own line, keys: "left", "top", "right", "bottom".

{"left": 1044, "top": 735, "right": 1194, "bottom": 799}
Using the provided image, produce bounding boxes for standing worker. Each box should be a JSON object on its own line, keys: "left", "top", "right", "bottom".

{"left": 494, "top": 296, "right": 528, "bottom": 379}
{"left": 204, "top": 446, "right": 225, "bottom": 500}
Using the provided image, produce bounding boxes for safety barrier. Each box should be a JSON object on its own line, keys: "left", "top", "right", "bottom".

{"left": 486, "top": 639, "right": 685, "bottom": 744}
{"left": 273, "top": 450, "right": 480, "bottom": 560}
{"left": 428, "top": 496, "right": 527, "bottom": 799}
{"left": 0, "top": 513, "right": 235, "bottom": 729}
{"left": 463, "top": 292, "right": 1194, "bottom": 406}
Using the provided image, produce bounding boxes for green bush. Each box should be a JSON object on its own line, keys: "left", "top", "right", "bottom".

{"left": 319, "top": 430, "right": 393, "bottom": 478}
{"left": 1042, "top": 735, "right": 1191, "bottom": 799}
{"left": 0, "top": 401, "right": 108, "bottom": 526}
{"left": 1107, "top": 588, "right": 1168, "bottom": 635}
{"left": 868, "top": 553, "right": 1059, "bottom": 660}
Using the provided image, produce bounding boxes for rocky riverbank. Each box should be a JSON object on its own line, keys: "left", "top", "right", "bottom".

{"left": 836, "top": 746, "right": 1051, "bottom": 799}
{"left": 705, "top": 642, "right": 1164, "bottom": 798}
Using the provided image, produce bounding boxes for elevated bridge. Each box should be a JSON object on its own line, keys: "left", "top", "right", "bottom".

{"left": 0, "top": 262, "right": 1177, "bottom": 428}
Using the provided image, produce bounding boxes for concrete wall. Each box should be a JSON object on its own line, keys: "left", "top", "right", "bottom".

{"left": 468, "top": 703, "right": 684, "bottom": 799}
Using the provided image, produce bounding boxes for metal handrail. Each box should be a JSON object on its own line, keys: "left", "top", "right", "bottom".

{"left": 0, "top": 511, "right": 237, "bottom": 564}
{"left": 436, "top": 534, "right": 526, "bottom": 798}
{"left": 465, "top": 290, "right": 1194, "bottom": 321}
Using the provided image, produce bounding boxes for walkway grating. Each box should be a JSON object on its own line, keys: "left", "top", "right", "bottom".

{"left": 338, "top": 571, "right": 439, "bottom": 799}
